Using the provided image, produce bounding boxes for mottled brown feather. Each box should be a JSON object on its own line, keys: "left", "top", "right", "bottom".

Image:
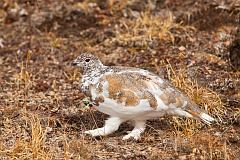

{"left": 159, "top": 88, "right": 185, "bottom": 108}
{"left": 143, "top": 91, "right": 158, "bottom": 109}
{"left": 95, "top": 72, "right": 157, "bottom": 108}
{"left": 95, "top": 96, "right": 105, "bottom": 105}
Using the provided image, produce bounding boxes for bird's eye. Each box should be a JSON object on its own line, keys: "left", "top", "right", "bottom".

{"left": 85, "top": 58, "right": 90, "bottom": 62}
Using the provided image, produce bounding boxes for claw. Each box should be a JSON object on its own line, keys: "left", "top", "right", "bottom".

{"left": 122, "top": 132, "right": 141, "bottom": 140}
{"left": 84, "top": 129, "right": 103, "bottom": 137}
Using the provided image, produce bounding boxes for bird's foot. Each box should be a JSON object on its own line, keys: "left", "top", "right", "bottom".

{"left": 84, "top": 128, "right": 106, "bottom": 137}
{"left": 122, "top": 129, "right": 142, "bottom": 140}
{"left": 122, "top": 120, "right": 146, "bottom": 140}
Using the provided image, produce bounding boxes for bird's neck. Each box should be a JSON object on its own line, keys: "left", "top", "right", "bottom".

{"left": 83, "top": 65, "right": 106, "bottom": 77}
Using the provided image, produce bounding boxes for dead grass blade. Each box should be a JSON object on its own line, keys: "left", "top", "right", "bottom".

{"left": 114, "top": 11, "right": 195, "bottom": 46}
{"left": 166, "top": 62, "right": 227, "bottom": 133}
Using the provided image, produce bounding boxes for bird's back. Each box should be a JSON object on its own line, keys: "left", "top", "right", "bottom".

{"left": 87, "top": 65, "right": 214, "bottom": 123}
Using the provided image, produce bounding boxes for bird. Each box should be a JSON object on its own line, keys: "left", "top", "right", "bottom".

{"left": 72, "top": 52, "right": 215, "bottom": 140}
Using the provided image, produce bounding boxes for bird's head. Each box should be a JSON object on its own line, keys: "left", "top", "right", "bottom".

{"left": 72, "top": 53, "right": 104, "bottom": 73}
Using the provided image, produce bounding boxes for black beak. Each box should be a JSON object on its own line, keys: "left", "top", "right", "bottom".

{"left": 71, "top": 60, "right": 79, "bottom": 66}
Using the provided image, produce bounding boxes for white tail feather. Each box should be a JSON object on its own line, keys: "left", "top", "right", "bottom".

{"left": 199, "top": 113, "right": 215, "bottom": 124}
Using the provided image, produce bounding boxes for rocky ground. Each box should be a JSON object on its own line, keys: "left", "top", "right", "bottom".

{"left": 0, "top": 0, "right": 239, "bottom": 159}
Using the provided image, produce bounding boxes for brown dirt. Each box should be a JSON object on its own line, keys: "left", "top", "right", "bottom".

{"left": 0, "top": 0, "right": 239, "bottom": 159}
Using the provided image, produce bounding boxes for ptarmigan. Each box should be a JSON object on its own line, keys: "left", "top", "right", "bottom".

{"left": 72, "top": 53, "right": 215, "bottom": 140}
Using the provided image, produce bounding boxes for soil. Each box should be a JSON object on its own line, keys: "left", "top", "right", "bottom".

{"left": 0, "top": 0, "right": 239, "bottom": 159}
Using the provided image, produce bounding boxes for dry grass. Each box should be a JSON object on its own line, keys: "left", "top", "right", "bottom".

{"left": 0, "top": 111, "right": 92, "bottom": 159}
{"left": 185, "top": 132, "right": 230, "bottom": 159}
{"left": 14, "top": 50, "right": 33, "bottom": 89}
{"left": 46, "top": 33, "right": 66, "bottom": 49}
{"left": 107, "top": 0, "right": 129, "bottom": 13}
{"left": 114, "top": 11, "right": 195, "bottom": 46}
{"left": 63, "top": 68, "right": 80, "bottom": 81}
{"left": 166, "top": 62, "right": 227, "bottom": 133}
{"left": 0, "top": 113, "right": 52, "bottom": 159}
